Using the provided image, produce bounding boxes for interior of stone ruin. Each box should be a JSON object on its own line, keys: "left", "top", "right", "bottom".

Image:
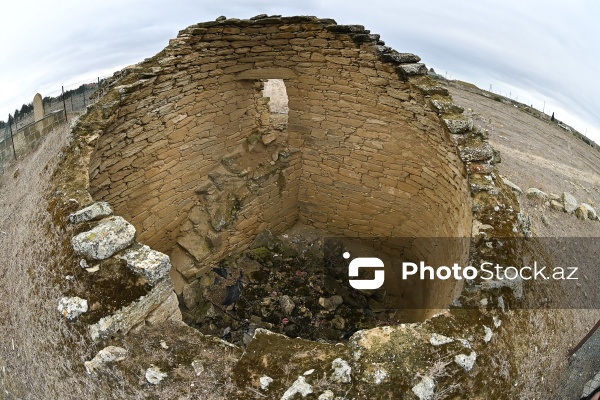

{"left": 87, "top": 27, "right": 474, "bottom": 344}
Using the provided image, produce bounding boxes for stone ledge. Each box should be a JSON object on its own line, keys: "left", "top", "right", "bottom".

{"left": 68, "top": 201, "right": 113, "bottom": 224}
{"left": 118, "top": 243, "right": 172, "bottom": 284}
{"left": 71, "top": 216, "right": 136, "bottom": 260}
{"left": 89, "top": 278, "right": 174, "bottom": 341}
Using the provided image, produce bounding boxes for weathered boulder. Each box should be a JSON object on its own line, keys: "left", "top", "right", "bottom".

{"left": 562, "top": 192, "right": 578, "bottom": 213}
{"left": 68, "top": 201, "right": 113, "bottom": 224}
{"left": 72, "top": 216, "right": 136, "bottom": 260}
{"left": 525, "top": 188, "right": 548, "bottom": 201}
{"left": 84, "top": 346, "right": 127, "bottom": 374}
{"left": 57, "top": 296, "right": 88, "bottom": 320}
{"left": 118, "top": 243, "right": 171, "bottom": 284}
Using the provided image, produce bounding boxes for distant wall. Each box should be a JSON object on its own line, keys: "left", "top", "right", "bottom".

{"left": 0, "top": 111, "right": 65, "bottom": 174}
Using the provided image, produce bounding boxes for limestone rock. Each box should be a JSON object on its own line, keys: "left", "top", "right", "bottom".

{"left": 259, "top": 375, "right": 273, "bottom": 390}
{"left": 579, "top": 203, "right": 598, "bottom": 220}
{"left": 412, "top": 376, "right": 435, "bottom": 400}
{"left": 84, "top": 346, "right": 127, "bottom": 374}
{"left": 502, "top": 178, "right": 522, "bottom": 194}
{"left": 397, "top": 63, "right": 428, "bottom": 76}
{"left": 562, "top": 192, "right": 578, "bottom": 213}
{"left": 58, "top": 296, "right": 88, "bottom": 320}
{"left": 443, "top": 116, "right": 473, "bottom": 134}
{"left": 281, "top": 376, "right": 313, "bottom": 400}
{"left": 318, "top": 295, "right": 343, "bottom": 311}
{"left": 455, "top": 351, "right": 477, "bottom": 371}
{"left": 145, "top": 292, "right": 182, "bottom": 324}
{"left": 279, "top": 295, "right": 295, "bottom": 316}
{"left": 145, "top": 365, "right": 167, "bottom": 385}
{"left": 430, "top": 333, "right": 454, "bottom": 346}
{"left": 525, "top": 188, "right": 548, "bottom": 201}
{"left": 177, "top": 233, "right": 211, "bottom": 262}
{"left": 89, "top": 278, "right": 173, "bottom": 341}
{"left": 182, "top": 280, "right": 203, "bottom": 310}
{"left": 331, "top": 358, "right": 352, "bottom": 383}
{"left": 192, "top": 360, "right": 205, "bottom": 376}
{"left": 261, "top": 132, "right": 277, "bottom": 145}
{"left": 576, "top": 205, "right": 588, "bottom": 220}
{"left": 318, "top": 390, "right": 335, "bottom": 400}
{"left": 118, "top": 243, "right": 171, "bottom": 284}
{"left": 69, "top": 201, "right": 113, "bottom": 224}
{"left": 550, "top": 200, "right": 564, "bottom": 211}
{"left": 549, "top": 193, "right": 561, "bottom": 202}
{"left": 72, "top": 216, "right": 136, "bottom": 260}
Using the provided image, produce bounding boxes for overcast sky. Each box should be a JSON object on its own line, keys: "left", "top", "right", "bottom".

{"left": 1, "top": 0, "right": 599, "bottom": 142}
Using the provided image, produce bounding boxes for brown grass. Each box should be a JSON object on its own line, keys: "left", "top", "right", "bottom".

{"left": 0, "top": 124, "right": 239, "bottom": 399}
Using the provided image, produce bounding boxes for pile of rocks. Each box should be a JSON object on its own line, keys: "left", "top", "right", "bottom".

{"left": 523, "top": 188, "right": 598, "bottom": 221}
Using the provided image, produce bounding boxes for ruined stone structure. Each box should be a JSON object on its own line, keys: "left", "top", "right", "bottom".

{"left": 51, "top": 15, "right": 526, "bottom": 398}
{"left": 86, "top": 16, "right": 487, "bottom": 315}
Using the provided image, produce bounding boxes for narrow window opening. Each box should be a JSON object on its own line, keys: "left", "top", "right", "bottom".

{"left": 262, "top": 79, "right": 288, "bottom": 130}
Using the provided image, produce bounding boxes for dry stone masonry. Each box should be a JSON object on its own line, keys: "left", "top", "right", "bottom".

{"left": 50, "top": 15, "right": 529, "bottom": 398}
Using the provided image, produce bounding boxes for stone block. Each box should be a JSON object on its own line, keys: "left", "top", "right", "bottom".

{"left": 72, "top": 216, "right": 136, "bottom": 260}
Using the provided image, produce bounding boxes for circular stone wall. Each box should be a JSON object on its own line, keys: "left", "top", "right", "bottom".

{"left": 88, "top": 16, "right": 472, "bottom": 338}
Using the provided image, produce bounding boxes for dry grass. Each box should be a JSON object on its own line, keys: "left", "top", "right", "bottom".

{"left": 0, "top": 124, "right": 240, "bottom": 399}
{"left": 0, "top": 124, "right": 93, "bottom": 399}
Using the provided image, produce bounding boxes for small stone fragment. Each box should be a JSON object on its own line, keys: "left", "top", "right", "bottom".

{"left": 455, "top": 351, "right": 477, "bottom": 371}
{"left": 279, "top": 295, "right": 296, "bottom": 316}
{"left": 259, "top": 375, "right": 273, "bottom": 390}
{"left": 84, "top": 346, "right": 127, "bottom": 374}
{"left": 412, "top": 376, "right": 435, "bottom": 400}
{"left": 331, "top": 358, "right": 351, "bottom": 383}
{"left": 145, "top": 365, "right": 167, "bottom": 385}
{"left": 191, "top": 360, "right": 204, "bottom": 376}
{"left": 562, "top": 192, "right": 578, "bottom": 213}
{"left": 430, "top": 333, "right": 454, "bottom": 346}
{"left": 318, "top": 390, "right": 335, "bottom": 400}
{"left": 281, "top": 376, "right": 313, "bottom": 399}
{"left": 318, "top": 295, "right": 343, "bottom": 311}
{"left": 58, "top": 296, "right": 88, "bottom": 320}
{"left": 483, "top": 326, "right": 493, "bottom": 343}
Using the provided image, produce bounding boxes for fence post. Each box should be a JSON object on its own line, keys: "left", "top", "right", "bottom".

{"left": 61, "top": 86, "right": 68, "bottom": 123}
{"left": 8, "top": 114, "right": 16, "bottom": 160}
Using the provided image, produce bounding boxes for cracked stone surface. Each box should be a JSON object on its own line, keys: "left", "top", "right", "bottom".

{"left": 72, "top": 216, "right": 136, "bottom": 260}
